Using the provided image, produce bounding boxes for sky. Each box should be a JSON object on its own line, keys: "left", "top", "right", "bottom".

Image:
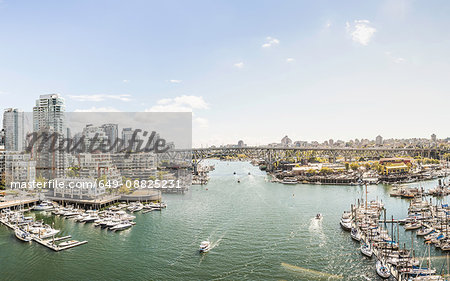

{"left": 0, "top": 0, "right": 449, "bottom": 147}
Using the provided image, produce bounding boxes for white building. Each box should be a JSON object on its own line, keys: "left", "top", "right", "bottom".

{"left": 52, "top": 178, "right": 105, "bottom": 200}
{"left": 32, "top": 94, "right": 66, "bottom": 179}
{"left": 3, "top": 108, "right": 24, "bottom": 152}
{"left": 111, "top": 152, "right": 157, "bottom": 180}
{"left": 4, "top": 152, "right": 36, "bottom": 185}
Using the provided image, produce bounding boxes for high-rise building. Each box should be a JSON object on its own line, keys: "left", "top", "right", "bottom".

{"left": 431, "top": 133, "right": 437, "bottom": 142}
{"left": 32, "top": 94, "right": 66, "bottom": 179}
{"left": 122, "top": 127, "right": 134, "bottom": 151}
{"left": 101, "top": 124, "right": 119, "bottom": 152}
{"left": 33, "top": 94, "right": 66, "bottom": 135}
{"left": 376, "top": 135, "right": 383, "bottom": 146}
{"left": 3, "top": 108, "right": 24, "bottom": 152}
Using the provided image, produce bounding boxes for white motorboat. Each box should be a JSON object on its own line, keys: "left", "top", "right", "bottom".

{"left": 82, "top": 215, "right": 99, "bottom": 223}
{"left": 30, "top": 225, "right": 60, "bottom": 239}
{"left": 110, "top": 221, "right": 133, "bottom": 231}
{"left": 361, "top": 243, "right": 373, "bottom": 258}
{"left": 199, "top": 241, "right": 211, "bottom": 253}
{"left": 15, "top": 228, "right": 32, "bottom": 242}
{"left": 106, "top": 219, "right": 121, "bottom": 229}
{"left": 340, "top": 212, "right": 352, "bottom": 231}
{"left": 33, "top": 201, "right": 54, "bottom": 211}
{"left": 417, "top": 227, "right": 434, "bottom": 236}
{"left": 282, "top": 177, "right": 297, "bottom": 184}
{"left": 376, "top": 260, "right": 391, "bottom": 279}
{"left": 315, "top": 213, "right": 323, "bottom": 220}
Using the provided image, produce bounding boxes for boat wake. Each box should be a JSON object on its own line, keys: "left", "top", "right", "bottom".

{"left": 281, "top": 262, "right": 343, "bottom": 280}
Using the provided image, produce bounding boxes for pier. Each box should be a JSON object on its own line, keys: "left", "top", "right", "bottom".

{"left": 0, "top": 198, "right": 39, "bottom": 210}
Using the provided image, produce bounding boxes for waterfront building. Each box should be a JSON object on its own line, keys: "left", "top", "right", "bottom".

{"left": 0, "top": 129, "right": 4, "bottom": 146}
{"left": 32, "top": 94, "right": 67, "bottom": 179}
{"left": 237, "top": 140, "right": 245, "bottom": 147}
{"left": 4, "top": 152, "right": 36, "bottom": 185}
{"left": 77, "top": 153, "right": 122, "bottom": 186}
{"left": 110, "top": 152, "right": 157, "bottom": 181}
{"left": 3, "top": 108, "right": 24, "bottom": 152}
{"left": 52, "top": 177, "right": 104, "bottom": 200}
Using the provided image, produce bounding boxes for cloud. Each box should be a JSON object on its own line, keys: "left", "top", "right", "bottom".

{"left": 385, "top": 51, "right": 406, "bottom": 63}
{"left": 145, "top": 95, "right": 209, "bottom": 112}
{"left": 69, "top": 94, "right": 132, "bottom": 102}
{"left": 234, "top": 62, "right": 244, "bottom": 68}
{"left": 346, "top": 20, "right": 376, "bottom": 45}
{"left": 122, "top": 79, "right": 130, "bottom": 83}
{"left": 168, "top": 79, "right": 182, "bottom": 84}
{"left": 286, "top": 58, "right": 295, "bottom": 63}
{"left": 194, "top": 117, "right": 209, "bottom": 128}
{"left": 262, "top": 36, "right": 280, "bottom": 48}
{"left": 74, "top": 106, "right": 121, "bottom": 112}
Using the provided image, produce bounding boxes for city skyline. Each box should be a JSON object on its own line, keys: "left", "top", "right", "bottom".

{"left": 0, "top": 0, "right": 449, "bottom": 146}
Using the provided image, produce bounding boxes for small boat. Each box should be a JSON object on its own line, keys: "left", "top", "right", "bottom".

{"left": 315, "top": 213, "right": 323, "bottom": 220}
{"left": 15, "top": 228, "right": 32, "bottom": 242}
{"left": 361, "top": 243, "right": 372, "bottom": 258}
{"left": 237, "top": 179, "right": 240, "bottom": 183}
{"left": 417, "top": 227, "right": 434, "bottom": 236}
{"left": 59, "top": 240, "right": 79, "bottom": 247}
{"left": 376, "top": 260, "right": 391, "bottom": 279}
{"left": 351, "top": 227, "right": 361, "bottom": 241}
{"left": 199, "top": 241, "right": 211, "bottom": 253}
{"left": 405, "top": 222, "right": 422, "bottom": 230}
{"left": 282, "top": 177, "right": 297, "bottom": 185}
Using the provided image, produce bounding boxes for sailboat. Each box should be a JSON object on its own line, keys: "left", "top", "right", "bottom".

{"left": 360, "top": 243, "right": 373, "bottom": 257}
{"left": 375, "top": 260, "right": 391, "bottom": 279}
{"left": 351, "top": 227, "right": 361, "bottom": 241}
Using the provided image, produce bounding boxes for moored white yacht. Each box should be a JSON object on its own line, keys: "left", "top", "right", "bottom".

{"left": 15, "top": 228, "right": 32, "bottom": 242}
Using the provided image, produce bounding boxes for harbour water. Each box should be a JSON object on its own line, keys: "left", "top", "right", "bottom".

{"left": 0, "top": 160, "right": 447, "bottom": 280}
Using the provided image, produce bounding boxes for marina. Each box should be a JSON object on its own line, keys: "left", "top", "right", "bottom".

{"left": 1, "top": 160, "right": 450, "bottom": 280}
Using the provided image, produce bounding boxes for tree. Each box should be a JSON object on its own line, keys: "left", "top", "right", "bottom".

{"left": 350, "top": 163, "right": 359, "bottom": 171}
{"left": 345, "top": 162, "right": 350, "bottom": 170}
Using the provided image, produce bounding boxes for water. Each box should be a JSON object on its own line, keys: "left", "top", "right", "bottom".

{"left": 0, "top": 160, "right": 448, "bottom": 280}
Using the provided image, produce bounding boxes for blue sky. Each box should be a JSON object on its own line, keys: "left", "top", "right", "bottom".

{"left": 0, "top": 0, "right": 449, "bottom": 146}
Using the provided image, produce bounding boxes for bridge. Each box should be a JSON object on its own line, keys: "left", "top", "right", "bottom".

{"left": 160, "top": 147, "right": 449, "bottom": 173}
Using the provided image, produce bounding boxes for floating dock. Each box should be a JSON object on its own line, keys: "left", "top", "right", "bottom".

{"left": 0, "top": 218, "right": 87, "bottom": 252}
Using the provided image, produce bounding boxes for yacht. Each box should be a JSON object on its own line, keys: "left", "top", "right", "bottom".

{"left": 33, "top": 201, "right": 54, "bottom": 211}
{"left": 340, "top": 212, "right": 352, "bottom": 231}
{"left": 199, "top": 241, "right": 211, "bottom": 253}
{"left": 15, "top": 228, "right": 32, "bottom": 242}
{"left": 110, "top": 221, "right": 133, "bottom": 231}
{"left": 30, "top": 225, "right": 60, "bottom": 239}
